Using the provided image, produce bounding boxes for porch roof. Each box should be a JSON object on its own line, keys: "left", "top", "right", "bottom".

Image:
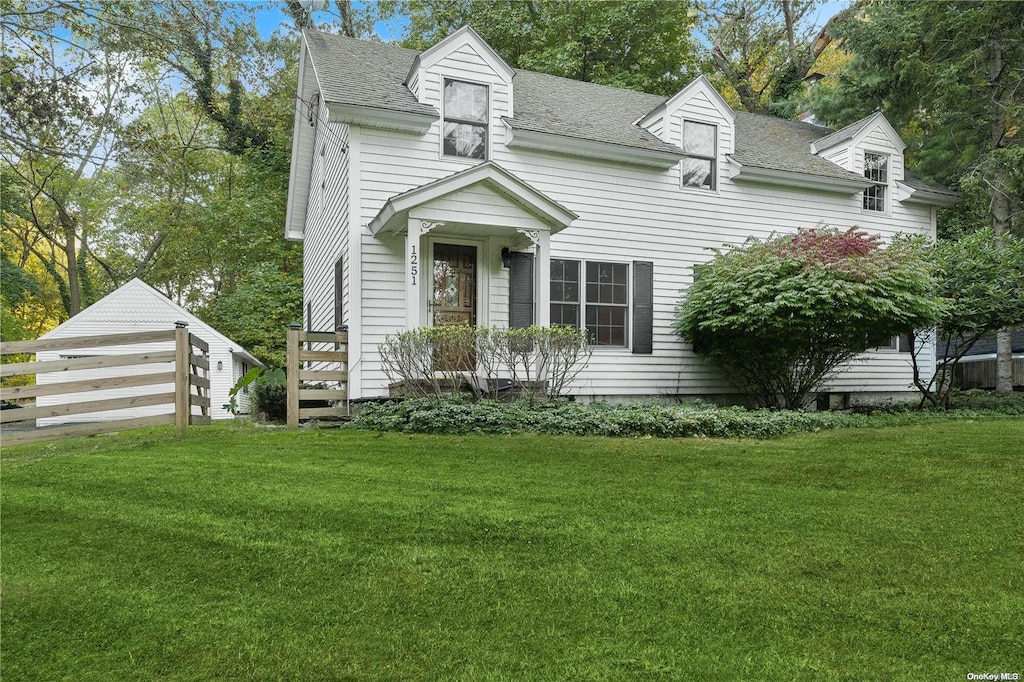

{"left": 367, "top": 161, "right": 578, "bottom": 237}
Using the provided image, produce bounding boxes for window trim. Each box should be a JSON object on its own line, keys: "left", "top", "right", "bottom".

{"left": 680, "top": 119, "right": 718, "bottom": 192}
{"left": 441, "top": 77, "right": 490, "bottom": 162}
{"left": 550, "top": 258, "right": 631, "bottom": 349}
{"left": 862, "top": 150, "right": 890, "bottom": 213}
{"left": 875, "top": 333, "right": 913, "bottom": 353}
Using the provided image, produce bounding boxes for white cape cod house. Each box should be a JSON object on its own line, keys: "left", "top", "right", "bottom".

{"left": 286, "top": 26, "right": 958, "bottom": 403}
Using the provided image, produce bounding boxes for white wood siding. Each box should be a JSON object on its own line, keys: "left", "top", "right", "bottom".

{"left": 341, "top": 115, "right": 936, "bottom": 400}
{"left": 855, "top": 124, "right": 905, "bottom": 182}
{"left": 297, "top": 63, "right": 935, "bottom": 400}
{"left": 822, "top": 145, "right": 851, "bottom": 171}
{"left": 419, "top": 43, "right": 512, "bottom": 155}
{"left": 302, "top": 102, "right": 350, "bottom": 335}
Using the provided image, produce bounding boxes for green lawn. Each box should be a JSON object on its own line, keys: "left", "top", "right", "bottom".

{"left": 2, "top": 421, "right": 1022, "bottom": 681}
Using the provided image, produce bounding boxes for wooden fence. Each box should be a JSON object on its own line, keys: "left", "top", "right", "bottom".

{"left": 955, "top": 357, "right": 1024, "bottom": 390}
{"left": 286, "top": 327, "right": 349, "bottom": 429}
{"left": 1, "top": 326, "right": 210, "bottom": 447}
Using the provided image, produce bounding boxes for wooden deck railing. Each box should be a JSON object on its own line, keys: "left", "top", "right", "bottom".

{"left": 1, "top": 325, "right": 210, "bottom": 447}
{"left": 286, "top": 327, "right": 349, "bottom": 429}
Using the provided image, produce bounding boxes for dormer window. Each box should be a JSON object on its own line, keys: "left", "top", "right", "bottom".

{"left": 443, "top": 79, "right": 488, "bottom": 159}
{"left": 681, "top": 120, "right": 717, "bottom": 190}
{"left": 863, "top": 152, "right": 888, "bottom": 211}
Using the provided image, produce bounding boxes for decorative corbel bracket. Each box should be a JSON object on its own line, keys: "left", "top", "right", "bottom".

{"left": 515, "top": 228, "right": 540, "bottom": 246}
{"left": 417, "top": 220, "right": 446, "bottom": 236}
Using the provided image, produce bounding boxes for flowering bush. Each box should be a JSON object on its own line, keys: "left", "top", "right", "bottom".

{"left": 676, "top": 227, "right": 943, "bottom": 409}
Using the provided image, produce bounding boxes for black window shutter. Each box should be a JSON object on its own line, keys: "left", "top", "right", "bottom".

{"left": 632, "top": 260, "right": 654, "bottom": 354}
{"left": 509, "top": 252, "right": 534, "bottom": 329}
{"left": 334, "top": 258, "right": 343, "bottom": 330}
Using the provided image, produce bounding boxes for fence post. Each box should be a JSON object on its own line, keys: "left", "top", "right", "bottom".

{"left": 287, "top": 324, "right": 300, "bottom": 430}
{"left": 175, "top": 322, "right": 190, "bottom": 436}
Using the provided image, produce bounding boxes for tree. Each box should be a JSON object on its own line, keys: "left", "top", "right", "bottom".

{"left": 910, "top": 230, "right": 1024, "bottom": 408}
{"left": 808, "top": 0, "right": 1024, "bottom": 393}
{"left": 202, "top": 264, "right": 303, "bottom": 368}
{"left": 2, "top": 1, "right": 140, "bottom": 316}
{"left": 381, "top": 0, "right": 700, "bottom": 96}
{"left": 675, "top": 228, "right": 943, "bottom": 409}
{"left": 3, "top": 1, "right": 302, "bottom": 327}
{"left": 696, "top": 0, "right": 838, "bottom": 114}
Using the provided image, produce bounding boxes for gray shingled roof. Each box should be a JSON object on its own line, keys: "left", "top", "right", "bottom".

{"left": 731, "top": 112, "right": 867, "bottom": 181}
{"left": 811, "top": 114, "right": 875, "bottom": 151}
{"left": 506, "top": 70, "right": 681, "bottom": 154}
{"left": 902, "top": 170, "right": 960, "bottom": 198}
{"left": 303, "top": 30, "right": 437, "bottom": 116}
{"left": 300, "top": 30, "right": 935, "bottom": 187}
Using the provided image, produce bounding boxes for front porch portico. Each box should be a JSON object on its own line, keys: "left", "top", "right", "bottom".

{"left": 367, "top": 162, "right": 578, "bottom": 331}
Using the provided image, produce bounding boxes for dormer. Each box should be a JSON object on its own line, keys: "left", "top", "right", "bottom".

{"left": 639, "top": 76, "right": 735, "bottom": 191}
{"left": 406, "top": 26, "right": 515, "bottom": 161}
{"left": 812, "top": 112, "right": 907, "bottom": 214}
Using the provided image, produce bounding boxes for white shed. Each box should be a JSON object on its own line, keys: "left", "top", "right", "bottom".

{"left": 35, "top": 279, "right": 263, "bottom": 424}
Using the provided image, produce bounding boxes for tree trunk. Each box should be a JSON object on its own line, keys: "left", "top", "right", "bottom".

{"left": 989, "top": 35, "right": 1014, "bottom": 394}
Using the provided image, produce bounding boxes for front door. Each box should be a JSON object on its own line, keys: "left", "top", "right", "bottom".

{"left": 432, "top": 243, "right": 477, "bottom": 327}
{"left": 431, "top": 243, "right": 477, "bottom": 373}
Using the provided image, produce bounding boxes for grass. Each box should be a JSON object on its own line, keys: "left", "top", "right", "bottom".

{"left": 2, "top": 420, "right": 1022, "bottom": 681}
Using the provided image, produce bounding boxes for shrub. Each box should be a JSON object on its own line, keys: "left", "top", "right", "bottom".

{"left": 379, "top": 326, "right": 591, "bottom": 400}
{"left": 251, "top": 368, "right": 287, "bottom": 422}
{"left": 349, "top": 396, "right": 1018, "bottom": 439}
{"left": 909, "top": 230, "right": 1024, "bottom": 407}
{"left": 676, "top": 227, "right": 942, "bottom": 409}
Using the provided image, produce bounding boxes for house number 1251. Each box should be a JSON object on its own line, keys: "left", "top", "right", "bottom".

{"left": 410, "top": 245, "right": 418, "bottom": 285}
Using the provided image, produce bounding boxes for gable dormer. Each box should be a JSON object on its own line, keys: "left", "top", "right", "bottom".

{"left": 812, "top": 112, "right": 906, "bottom": 213}
{"left": 639, "top": 76, "right": 734, "bottom": 191}
{"left": 406, "top": 26, "right": 515, "bottom": 161}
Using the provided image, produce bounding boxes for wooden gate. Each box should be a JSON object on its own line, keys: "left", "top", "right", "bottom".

{"left": 1, "top": 325, "right": 210, "bottom": 447}
{"left": 286, "top": 327, "right": 349, "bottom": 429}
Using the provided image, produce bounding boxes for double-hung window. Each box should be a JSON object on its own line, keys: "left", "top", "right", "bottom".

{"left": 550, "top": 258, "right": 580, "bottom": 327}
{"left": 550, "top": 259, "right": 629, "bottom": 347}
{"left": 863, "top": 152, "right": 888, "bottom": 211}
{"left": 681, "top": 120, "right": 717, "bottom": 190}
{"left": 443, "top": 79, "right": 488, "bottom": 159}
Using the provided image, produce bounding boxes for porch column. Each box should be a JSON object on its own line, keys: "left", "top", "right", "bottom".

{"left": 406, "top": 217, "right": 422, "bottom": 329}
{"left": 535, "top": 229, "right": 551, "bottom": 327}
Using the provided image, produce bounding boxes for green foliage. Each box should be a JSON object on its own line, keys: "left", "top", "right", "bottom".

{"left": 3, "top": 1, "right": 302, "bottom": 342}
{"left": 697, "top": 0, "right": 831, "bottom": 114}
{"left": 350, "top": 395, "right": 1018, "bottom": 438}
{"left": 223, "top": 367, "right": 262, "bottom": 415}
{"left": 947, "top": 390, "right": 1024, "bottom": 416}
{"left": 250, "top": 368, "right": 288, "bottom": 422}
{"left": 809, "top": 0, "right": 1023, "bottom": 235}
{"left": 380, "top": 325, "right": 591, "bottom": 400}
{"left": 675, "top": 227, "right": 943, "bottom": 409}
{"left": 203, "top": 265, "right": 303, "bottom": 368}
{"left": 910, "top": 230, "right": 1024, "bottom": 407}
{"left": 384, "top": 0, "right": 700, "bottom": 96}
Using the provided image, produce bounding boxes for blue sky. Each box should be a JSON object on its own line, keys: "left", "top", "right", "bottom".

{"left": 254, "top": 0, "right": 850, "bottom": 42}
{"left": 254, "top": 1, "right": 408, "bottom": 40}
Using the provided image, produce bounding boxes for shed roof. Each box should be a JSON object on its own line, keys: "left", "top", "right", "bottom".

{"left": 40, "top": 279, "right": 264, "bottom": 367}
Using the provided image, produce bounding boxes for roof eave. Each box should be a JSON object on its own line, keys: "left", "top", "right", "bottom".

{"left": 729, "top": 159, "right": 873, "bottom": 193}
{"left": 326, "top": 101, "right": 438, "bottom": 133}
{"left": 506, "top": 125, "right": 684, "bottom": 169}
{"left": 230, "top": 348, "right": 265, "bottom": 368}
{"left": 897, "top": 182, "right": 962, "bottom": 207}
{"left": 368, "top": 161, "right": 578, "bottom": 237}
